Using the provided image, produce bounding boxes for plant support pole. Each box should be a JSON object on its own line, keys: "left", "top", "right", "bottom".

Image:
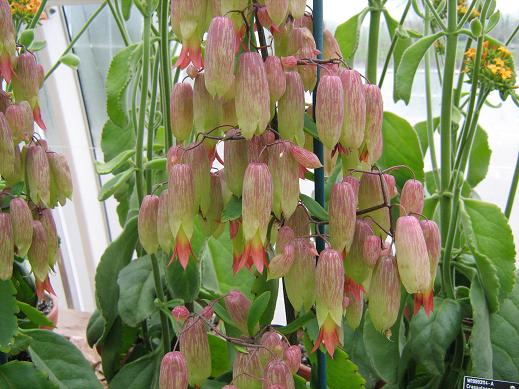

{"left": 312, "top": 0, "right": 326, "bottom": 387}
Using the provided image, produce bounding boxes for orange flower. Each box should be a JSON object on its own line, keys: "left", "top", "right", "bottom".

{"left": 465, "top": 48, "right": 476, "bottom": 59}
{"left": 498, "top": 46, "right": 512, "bottom": 57}
{"left": 486, "top": 64, "right": 499, "bottom": 74}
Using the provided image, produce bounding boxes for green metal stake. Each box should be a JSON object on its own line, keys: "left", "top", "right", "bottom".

{"left": 312, "top": 0, "right": 327, "bottom": 387}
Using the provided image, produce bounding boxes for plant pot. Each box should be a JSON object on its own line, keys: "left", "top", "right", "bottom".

{"left": 38, "top": 293, "right": 59, "bottom": 330}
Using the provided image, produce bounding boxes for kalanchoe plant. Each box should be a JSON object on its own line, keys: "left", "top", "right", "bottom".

{"left": 87, "top": 0, "right": 518, "bottom": 387}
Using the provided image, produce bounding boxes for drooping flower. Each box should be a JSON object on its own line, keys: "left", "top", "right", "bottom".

{"left": 395, "top": 216, "right": 431, "bottom": 294}
{"left": 267, "top": 226, "right": 295, "bottom": 280}
{"left": 344, "top": 220, "right": 374, "bottom": 284}
{"left": 344, "top": 280, "right": 364, "bottom": 330}
{"left": 268, "top": 141, "right": 299, "bottom": 218}
{"left": 170, "top": 82, "right": 194, "bottom": 143}
{"left": 328, "top": 180, "right": 357, "bottom": 254}
{"left": 289, "top": 28, "right": 318, "bottom": 91}
{"left": 47, "top": 152, "right": 73, "bottom": 207}
{"left": 224, "top": 128, "right": 249, "bottom": 196}
{"left": 179, "top": 316, "right": 212, "bottom": 387}
{"left": 0, "top": 0, "right": 16, "bottom": 83}
{"left": 248, "top": 131, "right": 275, "bottom": 164}
{"left": 157, "top": 190, "right": 173, "bottom": 253}
{"left": 0, "top": 112, "right": 14, "bottom": 179}
{"left": 39, "top": 209, "right": 58, "bottom": 268}
{"left": 339, "top": 69, "right": 366, "bottom": 150}
{"left": 240, "top": 163, "right": 273, "bottom": 273}
{"left": 168, "top": 164, "right": 196, "bottom": 269}
{"left": 138, "top": 195, "right": 159, "bottom": 254}
{"left": 171, "top": 0, "right": 206, "bottom": 69}
{"left": 183, "top": 142, "right": 211, "bottom": 218}
{"left": 400, "top": 179, "right": 425, "bottom": 217}
{"left": 283, "top": 345, "right": 301, "bottom": 374}
{"left": 263, "top": 359, "right": 295, "bottom": 389}
{"left": 313, "top": 249, "right": 344, "bottom": 357}
{"left": 259, "top": 331, "right": 289, "bottom": 367}
{"left": 204, "top": 16, "right": 236, "bottom": 97}
{"left": 277, "top": 71, "right": 305, "bottom": 144}
{"left": 27, "top": 220, "right": 49, "bottom": 283}
{"left": 200, "top": 172, "right": 225, "bottom": 237}
{"left": 368, "top": 254, "right": 401, "bottom": 334}
{"left": 284, "top": 238, "right": 316, "bottom": 312}
{"left": 5, "top": 101, "right": 34, "bottom": 143}
{"left": 288, "top": 0, "right": 306, "bottom": 19}
{"left": 361, "top": 84, "right": 383, "bottom": 164}
{"left": 316, "top": 75, "right": 344, "bottom": 150}
{"left": 224, "top": 290, "right": 254, "bottom": 335}
{"left": 363, "top": 235, "right": 381, "bottom": 268}
{"left": 264, "top": 56, "right": 287, "bottom": 116}
{"left": 25, "top": 144, "right": 50, "bottom": 208}
{"left": 235, "top": 52, "right": 270, "bottom": 139}
{"left": 159, "top": 351, "right": 188, "bottom": 389}
{"left": 265, "top": 0, "right": 289, "bottom": 27}
{"left": 0, "top": 213, "right": 14, "bottom": 280}
{"left": 323, "top": 29, "right": 342, "bottom": 60}
{"left": 233, "top": 348, "right": 263, "bottom": 389}
{"left": 285, "top": 203, "right": 310, "bottom": 238}
{"left": 9, "top": 198, "right": 33, "bottom": 258}
{"left": 358, "top": 172, "right": 390, "bottom": 238}
{"left": 12, "top": 52, "right": 45, "bottom": 129}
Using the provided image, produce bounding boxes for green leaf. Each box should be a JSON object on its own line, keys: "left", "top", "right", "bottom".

{"left": 95, "top": 217, "right": 138, "bottom": 340}
{"left": 327, "top": 348, "right": 366, "bottom": 389}
{"left": 28, "top": 40, "right": 46, "bottom": 52}
{"left": 334, "top": 8, "right": 369, "bottom": 65}
{"left": 378, "top": 112, "right": 425, "bottom": 187}
{"left": 485, "top": 10, "right": 500, "bottom": 33}
{"left": 278, "top": 311, "right": 314, "bottom": 336}
{"left": 59, "top": 53, "right": 80, "bottom": 69}
{"left": 7, "top": 332, "right": 33, "bottom": 355}
{"left": 490, "top": 273, "right": 519, "bottom": 380}
{"left": 86, "top": 309, "right": 105, "bottom": 348}
{"left": 17, "top": 301, "right": 54, "bottom": 328}
{"left": 101, "top": 119, "right": 136, "bottom": 163}
{"left": 460, "top": 199, "right": 516, "bottom": 312}
{"left": 98, "top": 168, "right": 135, "bottom": 201}
{"left": 363, "top": 314, "right": 399, "bottom": 384}
{"left": 106, "top": 44, "right": 139, "bottom": 128}
{"left": 144, "top": 158, "right": 166, "bottom": 171}
{"left": 117, "top": 256, "right": 156, "bottom": 327}
{"left": 109, "top": 350, "right": 160, "bottom": 389}
{"left": 26, "top": 329, "right": 102, "bottom": 389}
{"left": 19, "top": 30, "right": 35, "bottom": 47}
{"left": 208, "top": 334, "right": 231, "bottom": 377}
{"left": 121, "top": 0, "right": 132, "bottom": 20}
{"left": 406, "top": 298, "right": 462, "bottom": 375}
{"left": 221, "top": 195, "right": 242, "bottom": 222}
{"left": 0, "top": 280, "right": 18, "bottom": 350}
{"left": 414, "top": 117, "right": 440, "bottom": 158}
{"left": 247, "top": 291, "right": 271, "bottom": 336}
{"left": 467, "top": 126, "right": 491, "bottom": 188}
{"left": 294, "top": 374, "right": 307, "bottom": 389}
{"left": 343, "top": 323, "right": 380, "bottom": 388}
{"left": 469, "top": 276, "right": 492, "bottom": 377}
{"left": 0, "top": 361, "right": 56, "bottom": 389}
{"left": 165, "top": 256, "right": 200, "bottom": 304}
{"left": 394, "top": 32, "right": 445, "bottom": 104}
{"left": 95, "top": 150, "right": 135, "bottom": 175}
{"left": 300, "top": 193, "right": 328, "bottom": 221}
{"left": 303, "top": 114, "right": 319, "bottom": 139}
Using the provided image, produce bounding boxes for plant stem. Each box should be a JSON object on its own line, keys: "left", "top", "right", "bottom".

{"left": 439, "top": 0, "right": 458, "bottom": 299}
{"left": 366, "top": 0, "right": 382, "bottom": 84}
{"left": 424, "top": 9, "right": 440, "bottom": 190}
{"left": 378, "top": 0, "right": 412, "bottom": 88}
{"left": 506, "top": 23, "right": 519, "bottom": 45}
{"left": 505, "top": 152, "right": 519, "bottom": 219}
{"left": 28, "top": 0, "right": 47, "bottom": 29}
{"left": 151, "top": 254, "right": 171, "bottom": 353}
{"left": 423, "top": 0, "right": 447, "bottom": 31}
{"left": 453, "top": 38, "right": 472, "bottom": 107}
{"left": 44, "top": 0, "right": 109, "bottom": 81}
{"left": 146, "top": 52, "right": 161, "bottom": 193}
{"left": 159, "top": 0, "right": 173, "bottom": 149}
{"left": 107, "top": 0, "right": 131, "bottom": 46}
{"left": 313, "top": 0, "right": 327, "bottom": 386}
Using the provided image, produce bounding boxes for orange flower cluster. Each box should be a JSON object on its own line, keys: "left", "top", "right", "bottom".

{"left": 9, "top": 0, "right": 44, "bottom": 25}
{"left": 463, "top": 39, "right": 517, "bottom": 98}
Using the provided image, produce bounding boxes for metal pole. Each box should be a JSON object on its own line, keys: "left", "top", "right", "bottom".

{"left": 312, "top": 0, "right": 327, "bottom": 387}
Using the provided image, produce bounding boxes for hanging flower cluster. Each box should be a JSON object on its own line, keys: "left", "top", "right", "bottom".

{"left": 0, "top": 0, "right": 73, "bottom": 299}
{"left": 132, "top": 0, "right": 443, "bottom": 380}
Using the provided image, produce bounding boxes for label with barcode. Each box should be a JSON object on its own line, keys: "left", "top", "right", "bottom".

{"left": 464, "top": 376, "right": 519, "bottom": 389}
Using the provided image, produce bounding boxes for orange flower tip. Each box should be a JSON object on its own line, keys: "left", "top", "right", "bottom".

{"left": 312, "top": 320, "right": 340, "bottom": 357}
{"left": 176, "top": 47, "right": 191, "bottom": 70}
{"left": 36, "top": 276, "right": 55, "bottom": 301}
{"left": 359, "top": 148, "right": 369, "bottom": 163}
{"left": 0, "top": 59, "right": 13, "bottom": 84}
{"left": 33, "top": 105, "right": 46, "bottom": 130}
{"left": 173, "top": 235, "right": 192, "bottom": 270}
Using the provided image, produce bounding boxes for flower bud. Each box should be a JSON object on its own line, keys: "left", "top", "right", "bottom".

{"left": 288, "top": 0, "right": 306, "bottom": 19}
{"left": 323, "top": 29, "right": 342, "bottom": 60}
{"left": 285, "top": 204, "right": 310, "bottom": 238}
{"left": 138, "top": 195, "right": 159, "bottom": 254}
{"left": 400, "top": 179, "right": 424, "bottom": 216}
{"left": 157, "top": 190, "right": 173, "bottom": 252}
{"left": 193, "top": 73, "right": 223, "bottom": 133}
{"left": 362, "top": 84, "right": 383, "bottom": 164}
{"left": 316, "top": 75, "right": 344, "bottom": 150}
{"left": 265, "top": 0, "right": 288, "bottom": 27}
{"left": 395, "top": 216, "right": 431, "bottom": 294}
{"left": 0, "top": 0, "right": 16, "bottom": 83}
{"left": 205, "top": 16, "right": 236, "bottom": 97}
{"left": 268, "top": 226, "right": 295, "bottom": 280}
{"left": 339, "top": 69, "right": 366, "bottom": 150}
{"left": 278, "top": 71, "right": 304, "bottom": 144}
{"left": 26, "top": 144, "right": 50, "bottom": 208}
{"left": 12, "top": 53, "right": 45, "bottom": 129}
{"left": 0, "top": 90, "right": 11, "bottom": 113}
{"left": 0, "top": 112, "right": 14, "bottom": 178}
{"left": 28, "top": 220, "right": 49, "bottom": 282}
{"left": 236, "top": 52, "right": 270, "bottom": 139}
{"left": 159, "top": 351, "right": 188, "bottom": 389}
{"left": 9, "top": 198, "right": 33, "bottom": 258}
{"left": 329, "top": 181, "right": 357, "bottom": 254}
{"left": 39, "top": 209, "right": 58, "bottom": 268}
{"left": 47, "top": 152, "right": 73, "bottom": 207}
{"left": 168, "top": 164, "right": 195, "bottom": 269}
{"left": 265, "top": 56, "right": 286, "bottom": 114}
{"left": 314, "top": 249, "right": 344, "bottom": 356}
{"left": 172, "top": 305, "right": 190, "bottom": 323}
{"left": 283, "top": 345, "right": 301, "bottom": 374}
{"left": 170, "top": 83, "right": 194, "bottom": 143}
{"left": 284, "top": 238, "right": 316, "bottom": 312}
{"left": 369, "top": 254, "right": 401, "bottom": 333}
{"left": 268, "top": 141, "right": 299, "bottom": 218}
{"left": 342, "top": 175, "right": 360, "bottom": 198}
{"left": 224, "top": 290, "right": 253, "bottom": 334}
{"left": 358, "top": 172, "right": 390, "bottom": 238}
{"left": 259, "top": 331, "right": 288, "bottom": 366}
{"left": 183, "top": 142, "right": 211, "bottom": 217}
{"left": 289, "top": 144, "right": 321, "bottom": 170}
{"left": 248, "top": 131, "right": 275, "bottom": 164}
{"left": 344, "top": 284, "right": 364, "bottom": 330}
{"left": 201, "top": 172, "right": 225, "bottom": 237}
{"left": 224, "top": 128, "right": 248, "bottom": 196}
{"left": 263, "top": 359, "right": 295, "bottom": 389}
{"left": 363, "top": 235, "right": 381, "bottom": 268}
{"left": 240, "top": 163, "right": 272, "bottom": 273}
{"left": 5, "top": 101, "right": 33, "bottom": 143}
{"left": 0, "top": 213, "right": 14, "bottom": 280}
{"left": 233, "top": 348, "right": 263, "bottom": 389}
{"left": 289, "top": 28, "right": 318, "bottom": 91}
{"left": 180, "top": 316, "right": 211, "bottom": 387}
{"left": 384, "top": 174, "right": 398, "bottom": 199}
{"left": 345, "top": 220, "right": 374, "bottom": 284}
